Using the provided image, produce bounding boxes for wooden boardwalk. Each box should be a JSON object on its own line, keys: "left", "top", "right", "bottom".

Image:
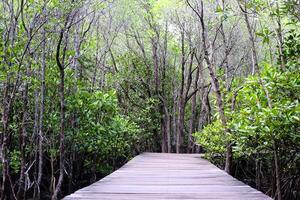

{"left": 64, "top": 153, "right": 272, "bottom": 200}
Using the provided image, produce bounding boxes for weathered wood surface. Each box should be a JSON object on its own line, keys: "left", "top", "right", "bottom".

{"left": 64, "top": 153, "right": 272, "bottom": 200}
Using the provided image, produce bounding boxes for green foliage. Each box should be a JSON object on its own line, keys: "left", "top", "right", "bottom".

{"left": 282, "top": 29, "right": 300, "bottom": 69}
{"left": 196, "top": 120, "right": 229, "bottom": 154}
{"left": 195, "top": 64, "right": 300, "bottom": 158}
{"left": 9, "top": 150, "right": 21, "bottom": 174}
{"left": 111, "top": 52, "right": 163, "bottom": 151}
{"left": 67, "top": 89, "right": 140, "bottom": 170}
{"left": 233, "top": 65, "right": 299, "bottom": 154}
{"left": 256, "top": 28, "right": 274, "bottom": 44}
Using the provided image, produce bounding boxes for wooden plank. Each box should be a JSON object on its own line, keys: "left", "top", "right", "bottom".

{"left": 63, "top": 153, "right": 272, "bottom": 200}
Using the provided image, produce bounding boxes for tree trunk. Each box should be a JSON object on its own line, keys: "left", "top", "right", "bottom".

{"left": 152, "top": 39, "right": 160, "bottom": 93}
{"left": 1, "top": 87, "right": 9, "bottom": 200}
{"left": 176, "top": 100, "right": 185, "bottom": 153}
{"left": 188, "top": 65, "right": 200, "bottom": 153}
{"left": 187, "top": 0, "right": 232, "bottom": 173}
{"left": 255, "top": 155, "right": 261, "bottom": 191}
{"left": 161, "top": 109, "right": 167, "bottom": 153}
{"left": 275, "top": 2, "right": 285, "bottom": 70}
{"left": 220, "top": 0, "right": 231, "bottom": 90}
{"left": 52, "top": 68, "right": 65, "bottom": 200}
{"left": 176, "top": 27, "right": 186, "bottom": 153}
{"left": 17, "top": 61, "right": 30, "bottom": 199}
{"left": 237, "top": 0, "right": 259, "bottom": 75}
{"left": 172, "top": 87, "right": 178, "bottom": 153}
{"left": 166, "top": 112, "right": 171, "bottom": 153}
{"left": 52, "top": 25, "right": 67, "bottom": 200}
{"left": 32, "top": 90, "right": 40, "bottom": 200}
{"left": 35, "top": 24, "right": 46, "bottom": 200}
{"left": 224, "top": 144, "right": 233, "bottom": 174}
{"left": 273, "top": 142, "right": 282, "bottom": 200}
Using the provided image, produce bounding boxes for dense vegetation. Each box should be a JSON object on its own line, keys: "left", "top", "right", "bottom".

{"left": 0, "top": 0, "right": 299, "bottom": 199}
